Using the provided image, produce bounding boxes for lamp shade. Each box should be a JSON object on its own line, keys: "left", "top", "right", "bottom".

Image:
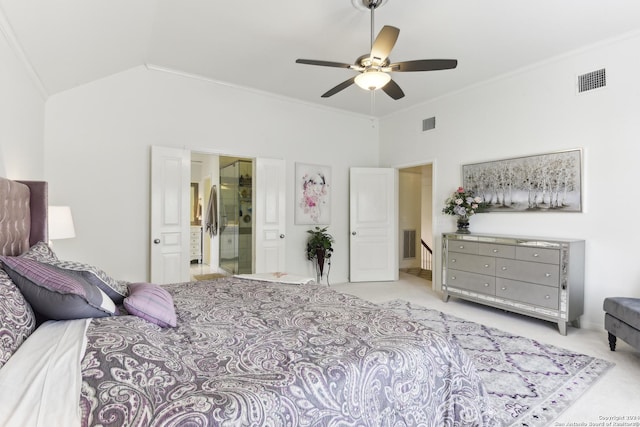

{"left": 48, "top": 206, "right": 76, "bottom": 240}
{"left": 354, "top": 70, "right": 391, "bottom": 91}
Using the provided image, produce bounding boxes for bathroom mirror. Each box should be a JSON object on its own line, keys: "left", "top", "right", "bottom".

{"left": 190, "top": 182, "right": 200, "bottom": 225}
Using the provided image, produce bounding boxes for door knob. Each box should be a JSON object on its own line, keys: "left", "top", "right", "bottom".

{"left": 153, "top": 239, "right": 160, "bottom": 244}
{"left": 280, "top": 234, "right": 285, "bottom": 239}
{"left": 352, "top": 231, "right": 356, "bottom": 235}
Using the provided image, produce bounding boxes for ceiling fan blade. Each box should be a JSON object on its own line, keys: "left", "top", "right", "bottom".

{"left": 296, "top": 59, "right": 353, "bottom": 68}
{"left": 390, "top": 59, "right": 458, "bottom": 72}
{"left": 321, "top": 76, "right": 357, "bottom": 98}
{"left": 370, "top": 25, "right": 399, "bottom": 62}
{"left": 382, "top": 79, "right": 405, "bottom": 100}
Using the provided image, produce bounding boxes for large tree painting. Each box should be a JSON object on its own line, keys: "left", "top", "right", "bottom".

{"left": 462, "top": 149, "right": 582, "bottom": 212}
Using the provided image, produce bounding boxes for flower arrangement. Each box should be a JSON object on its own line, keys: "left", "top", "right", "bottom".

{"left": 442, "top": 187, "right": 485, "bottom": 219}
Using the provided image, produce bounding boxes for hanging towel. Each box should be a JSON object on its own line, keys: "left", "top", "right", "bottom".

{"left": 205, "top": 185, "right": 218, "bottom": 236}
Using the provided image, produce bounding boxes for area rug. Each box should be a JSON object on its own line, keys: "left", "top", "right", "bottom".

{"left": 381, "top": 300, "right": 614, "bottom": 427}
{"left": 193, "top": 273, "right": 227, "bottom": 281}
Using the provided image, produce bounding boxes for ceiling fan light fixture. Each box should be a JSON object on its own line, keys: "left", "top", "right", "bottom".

{"left": 355, "top": 70, "right": 391, "bottom": 91}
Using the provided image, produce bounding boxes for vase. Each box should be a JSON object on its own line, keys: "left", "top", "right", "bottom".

{"left": 456, "top": 216, "right": 470, "bottom": 234}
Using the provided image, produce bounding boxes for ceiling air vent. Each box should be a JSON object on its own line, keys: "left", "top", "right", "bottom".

{"left": 422, "top": 117, "right": 436, "bottom": 131}
{"left": 577, "top": 68, "right": 606, "bottom": 94}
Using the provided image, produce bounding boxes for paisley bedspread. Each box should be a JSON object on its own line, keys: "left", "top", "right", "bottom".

{"left": 79, "top": 278, "right": 497, "bottom": 426}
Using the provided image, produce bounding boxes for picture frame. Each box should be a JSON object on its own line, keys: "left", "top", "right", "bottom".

{"left": 295, "top": 162, "right": 331, "bottom": 224}
{"left": 462, "top": 149, "right": 582, "bottom": 213}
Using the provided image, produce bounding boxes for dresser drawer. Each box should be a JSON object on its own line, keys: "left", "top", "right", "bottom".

{"left": 448, "top": 241, "right": 478, "bottom": 254}
{"left": 447, "top": 252, "right": 495, "bottom": 275}
{"left": 516, "top": 246, "right": 559, "bottom": 265}
{"left": 496, "top": 278, "right": 559, "bottom": 310}
{"left": 447, "top": 270, "right": 495, "bottom": 295}
{"left": 478, "top": 243, "right": 515, "bottom": 259}
{"left": 496, "top": 258, "right": 559, "bottom": 287}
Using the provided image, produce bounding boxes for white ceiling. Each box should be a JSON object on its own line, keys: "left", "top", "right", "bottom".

{"left": 2, "top": 0, "right": 640, "bottom": 117}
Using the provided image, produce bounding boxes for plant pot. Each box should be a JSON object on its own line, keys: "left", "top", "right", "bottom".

{"left": 315, "top": 248, "right": 326, "bottom": 277}
{"left": 456, "top": 217, "right": 470, "bottom": 234}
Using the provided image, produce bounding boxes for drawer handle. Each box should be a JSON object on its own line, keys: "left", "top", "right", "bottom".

{"left": 493, "top": 249, "right": 498, "bottom": 253}
{"left": 545, "top": 295, "right": 550, "bottom": 299}
{"left": 545, "top": 273, "right": 551, "bottom": 277}
{"left": 451, "top": 259, "right": 457, "bottom": 263}
{"left": 484, "top": 264, "right": 490, "bottom": 268}
{"left": 459, "top": 245, "right": 465, "bottom": 249}
{"left": 533, "top": 253, "right": 539, "bottom": 257}
{"left": 484, "top": 283, "right": 489, "bottom": 287}
{"left": 501, "top": 266, "right": 507, "bottom": 271}
{"left": 501, "top": 287, "right": 506, "bottom": 291}
{"left": 451, "top": 276, "right": 456, "bottom": 280}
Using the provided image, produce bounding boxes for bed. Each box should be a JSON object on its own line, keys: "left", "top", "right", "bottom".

{"left": 0, "top": 176, "right": 496, "bottom": 426}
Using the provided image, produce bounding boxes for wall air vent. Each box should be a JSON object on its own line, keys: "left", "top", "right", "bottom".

{"left": 577, "top": 68, "right": 606, "bottom": 94}
{"left": 403, "top": 230, "right": 416, "bottom": 259}
{"left": 422, "top": 117, "right": 436, "bottom": 132}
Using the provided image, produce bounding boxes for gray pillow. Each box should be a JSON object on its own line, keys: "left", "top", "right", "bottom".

{"left": 20, "top": 241, "right": 59, "bottom": 263}
{"left": 0, "top": 256, "right": 116, "bottom": 321}
{"left": 21, "top": 242, "right": 128, "bottom": 304}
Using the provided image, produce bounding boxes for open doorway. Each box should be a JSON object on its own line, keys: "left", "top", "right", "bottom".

{"left": 398, "top": 163, "right": 433, "bottom": 282}
{"left": 151, "top": 147, "right": 284, "bottom": 283}
{"left": 189, "top": 152, "right": 254, "bottom": 279}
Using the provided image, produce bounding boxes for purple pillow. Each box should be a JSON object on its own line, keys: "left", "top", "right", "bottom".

{"left": 0, "top": 256, "right": 116, "bottom": 321}
{"left": 124, "top": 282, "right": 177, "bottom": 328}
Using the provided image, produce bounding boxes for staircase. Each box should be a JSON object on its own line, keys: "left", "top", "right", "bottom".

{"left": 400, "top": 239, "right": 433, "bottom": 281}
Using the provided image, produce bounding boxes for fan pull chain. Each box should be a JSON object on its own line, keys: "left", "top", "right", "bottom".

{"left": 370, "top": 90, "right": 375, "bottom": 116}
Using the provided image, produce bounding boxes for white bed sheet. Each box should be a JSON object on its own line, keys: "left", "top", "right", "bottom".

{"left": 234, "top": 272, "right": 315, "bottom": 284}
{"left": 0, "top": 318, "right": 90, "bottom": 427}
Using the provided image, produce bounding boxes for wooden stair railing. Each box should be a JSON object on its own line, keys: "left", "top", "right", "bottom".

{"left": 421, "top": 239, "right": 433, "bottom": 272}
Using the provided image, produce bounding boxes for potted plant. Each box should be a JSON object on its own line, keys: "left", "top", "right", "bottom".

{"left": 306, "top": 226, "right": 334, "bottom": 283}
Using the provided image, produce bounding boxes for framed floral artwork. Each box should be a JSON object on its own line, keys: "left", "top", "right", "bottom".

{"left": 462, "top": 149, "right": 582, "bottom": 213}
{"left": 295, "top": 162, "right": 331, "bottom": 224}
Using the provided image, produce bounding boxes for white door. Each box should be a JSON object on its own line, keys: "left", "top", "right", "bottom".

{"left": 349, "top": 167, "right": 398, "bottom": 282}
{"left": 150, "top": 146, "right": 191, "bottom": 284}
{"left": 255, "top": 158, "right": 286, "bottom": 273}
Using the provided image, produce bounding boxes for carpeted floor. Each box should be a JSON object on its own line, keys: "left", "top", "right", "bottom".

{"left": 381, "top": 299, "right": 615, "bottom": 427}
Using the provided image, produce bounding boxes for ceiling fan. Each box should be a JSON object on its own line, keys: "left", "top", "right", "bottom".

{"left": 295, "top": 0, "right": 458, "bottom": 100}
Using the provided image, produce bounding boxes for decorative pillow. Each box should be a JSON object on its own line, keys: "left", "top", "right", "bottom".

{"left": 20, "top": 242, "right": 127, "bottom": 303}
{"left": 0, "top": 257, "right": 116, "bottom": 321}
{"left": 0, "top": 269, "right": 36, "bottom": 369}
{"left": 123, "top": 282, "right": 177, "bottom": 328}
{"left": 20, "top": 241, "right": 59, "bottom": 263}
{"left": 41, "top": 259, "right": 128, "bottom": 304}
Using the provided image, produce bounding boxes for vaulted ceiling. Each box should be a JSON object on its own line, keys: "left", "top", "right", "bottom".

{"left": 2, "top": 0, "right": 640, "bottom": 117}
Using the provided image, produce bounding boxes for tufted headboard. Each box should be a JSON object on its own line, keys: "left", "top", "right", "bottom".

{"left": 0, "top": 177, "right": 48, "bottom": 256}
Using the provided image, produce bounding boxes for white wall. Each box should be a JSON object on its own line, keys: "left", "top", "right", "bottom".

{"left": 44, "top": 66, "right": 379, "bottom": 284}
{"left": 0, "top": 24, "right": 44, "bottom": 179}
{"left": 379, "top": 32, "right": 640, "bottom": 330}
{"left": 421, "top": 164, "right": 433, "bottom": 250}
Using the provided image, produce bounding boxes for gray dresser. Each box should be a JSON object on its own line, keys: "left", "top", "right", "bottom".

{"left": 442, "top": 233, "right": 585, "bottom": 335}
